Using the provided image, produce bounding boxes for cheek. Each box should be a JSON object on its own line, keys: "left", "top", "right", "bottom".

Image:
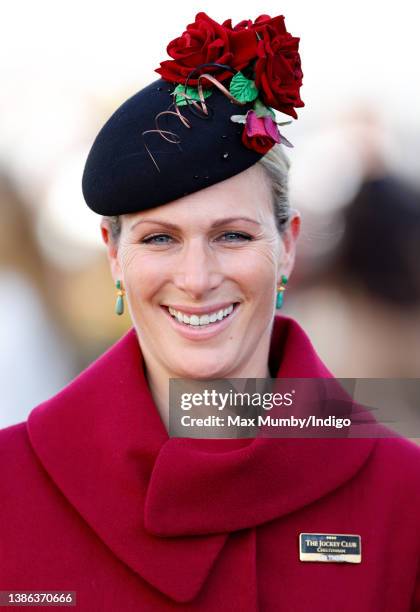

{"left": 119, "top": 248, "right": 166, "bottom": 301}
{"left": 233, "top": 243, "right": 279, "bottom": 286}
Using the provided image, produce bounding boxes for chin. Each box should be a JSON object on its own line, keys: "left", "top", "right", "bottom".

{"left": 171, "top": 354, "right": 234, "bottom": 380}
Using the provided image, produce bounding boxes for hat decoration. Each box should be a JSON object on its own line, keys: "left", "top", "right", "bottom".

{"left": 81, "top": 11, "right": 304, "bottom": 216}
{"left": 154, "top": 12, "right": 304, "bottom": 156}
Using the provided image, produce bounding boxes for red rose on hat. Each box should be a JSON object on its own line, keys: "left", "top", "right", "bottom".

{"left": 221, "top": 17, "right": 253, "bottom": 32}
{"left": 252, "top": 14, "right": 288, "bottom": 36}
{"left": 241, "top": 110, "right": 281, "bottom": 154}
{"left": 155, "top": 12, "right": 258, "bottom": 87}
{"left": 223, "top": 14, "right": 288, "bottom": 37}
{"left": 254, "top": 27, "right": 304, "bottom": 119}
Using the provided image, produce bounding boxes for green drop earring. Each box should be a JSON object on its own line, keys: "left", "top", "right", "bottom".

{"left": 276, "top": 275, "right": 288, "bottom": 309}
{"left": 115, "top": 280, "right": 125, "bottom": 316}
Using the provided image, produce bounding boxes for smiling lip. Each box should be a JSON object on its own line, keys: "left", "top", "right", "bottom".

{"left": 162, "top": 302, "right": 237, "bottom": 316}
{"left": 160, "top": 303, "right": 240, "bottom": 341}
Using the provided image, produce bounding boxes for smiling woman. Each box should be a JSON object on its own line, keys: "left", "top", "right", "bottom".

{"left": 1, "top": 10, "right": 420, "bottom": 612}
{"left": 99, "top": 147, "right": 299, "bottom": 428}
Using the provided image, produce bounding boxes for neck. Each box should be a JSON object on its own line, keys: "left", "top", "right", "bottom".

{"left": 137, "top": 330, "right": 273, "bottom": 433}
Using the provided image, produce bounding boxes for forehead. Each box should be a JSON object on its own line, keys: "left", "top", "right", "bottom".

{"left": 126, "top": 163, "right": 273, "bottom": 228}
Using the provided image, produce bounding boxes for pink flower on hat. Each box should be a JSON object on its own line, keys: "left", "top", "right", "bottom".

{"left": 241, "top": 110, "right": 281, "bottom": 154}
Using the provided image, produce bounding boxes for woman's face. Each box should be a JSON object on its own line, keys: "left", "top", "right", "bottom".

{"left": 102, "top": 163, "right": 300, "bottom": 379}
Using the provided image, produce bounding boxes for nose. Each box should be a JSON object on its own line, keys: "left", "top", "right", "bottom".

{"left": 172, "top": 237, "right": 223, "bottom": 300}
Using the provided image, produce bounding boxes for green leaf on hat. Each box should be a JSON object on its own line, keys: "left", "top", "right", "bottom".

{"left": 173, "top": 84, "right": 212, "bottom": 107}
{"left": 229, "top": 72, "right": 259, "bottom": 103}
{"left": 254, "top": 98, "right": 276, "bottom": 119}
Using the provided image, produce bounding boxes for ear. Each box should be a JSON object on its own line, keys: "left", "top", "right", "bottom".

{"left": 100, "top": 219, "right": 123, "bottom": 284}
{"left": 278, "top": 209, "right": 301, "bottom": 281}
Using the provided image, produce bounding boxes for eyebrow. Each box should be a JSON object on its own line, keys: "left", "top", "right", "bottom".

{"left": 130, "top": 216, "right": 261, "bottom": 232}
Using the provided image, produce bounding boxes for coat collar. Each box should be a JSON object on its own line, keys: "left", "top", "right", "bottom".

{"left": 27, "top": 315, "right": 376, "bottom": 602}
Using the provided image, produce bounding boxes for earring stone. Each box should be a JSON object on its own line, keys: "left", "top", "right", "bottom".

{"left": 115, "top": 280, "right": 125, "bottom": 315}
{"left": 276, "top": 275, "right": 288, "bottom": 309}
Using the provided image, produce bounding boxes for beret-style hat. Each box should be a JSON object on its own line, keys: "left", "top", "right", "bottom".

{"left": 82, "top": 12, "right": 304, "bottom": 216}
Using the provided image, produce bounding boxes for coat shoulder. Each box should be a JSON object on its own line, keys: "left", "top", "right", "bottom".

{"left": 0, "top": 420, "right": 29, "bottom": 455}
{"left": 374, "top": 435, "right": 420, "bottom": 462}
{"left": 0, "top": 421, "right": 44, "bottom": 486}
{"left": 371, "top": 436, "right": 420, "bottom": 490}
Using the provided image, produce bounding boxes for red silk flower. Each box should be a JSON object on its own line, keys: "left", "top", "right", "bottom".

{"left": 154, "top": 12, "right": 304, "bottom": 119}
{"left": 241, "top": 110, "right": 281, "bottom": 154}
{"left": 154, "top": 12, "right": 258, "bottom": 87}
{"left": 223, "top": 14, "right": 288, "bottom": 37}
{"left": 254, "top": 27, "right": 304, "bottom": 119}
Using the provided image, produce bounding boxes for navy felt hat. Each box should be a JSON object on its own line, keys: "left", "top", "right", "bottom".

{"left": 82, "top": 12, "right": 304, "bottom": 216}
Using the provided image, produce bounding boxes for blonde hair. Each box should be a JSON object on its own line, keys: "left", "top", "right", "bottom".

{"left": 104, "top": 144, "right": 291, "bottom": 243}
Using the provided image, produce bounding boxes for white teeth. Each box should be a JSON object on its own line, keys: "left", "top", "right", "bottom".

{"left": 223, "top": 305, "right": 233, "bottom": 317}
{"left": 167, "top": 303, "right": 237, "bottom": 326}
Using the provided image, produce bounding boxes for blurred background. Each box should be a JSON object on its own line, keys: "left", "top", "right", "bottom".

{"left": 1, "top": 0, "right": 420, "bottom": 428}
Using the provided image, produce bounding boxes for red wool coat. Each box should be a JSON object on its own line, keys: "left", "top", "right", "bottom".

{"left": 1, "top": 315, "right": 420, "bottom": 611}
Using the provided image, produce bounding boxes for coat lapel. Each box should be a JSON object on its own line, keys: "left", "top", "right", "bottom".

{"left": 144, "top": 315, "right": 376, "bottom": 536}
{"left": 27, "top": 326, "right": 227, "bottom": 603}
{"left": 27, "top": 315, "right": 376, "bottom": 602}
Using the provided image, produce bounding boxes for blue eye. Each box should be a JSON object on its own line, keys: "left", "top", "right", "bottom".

{"left": 141, "top": 231, "right": 252, "bottom": 245}
{"left": 141, "top": 234, "right": 173, "bottom": 245}
{"left": 218, "top": 232, "right": 252, "bottom": 242}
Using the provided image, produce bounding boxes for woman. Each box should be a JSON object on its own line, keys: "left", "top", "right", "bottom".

{"left": 1, "top": 12, "right": 420, "bottom": 611}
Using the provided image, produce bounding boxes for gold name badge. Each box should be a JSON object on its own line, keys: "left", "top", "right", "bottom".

{"left": 299, "top": 533, "right": 362, "bottom": 563}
